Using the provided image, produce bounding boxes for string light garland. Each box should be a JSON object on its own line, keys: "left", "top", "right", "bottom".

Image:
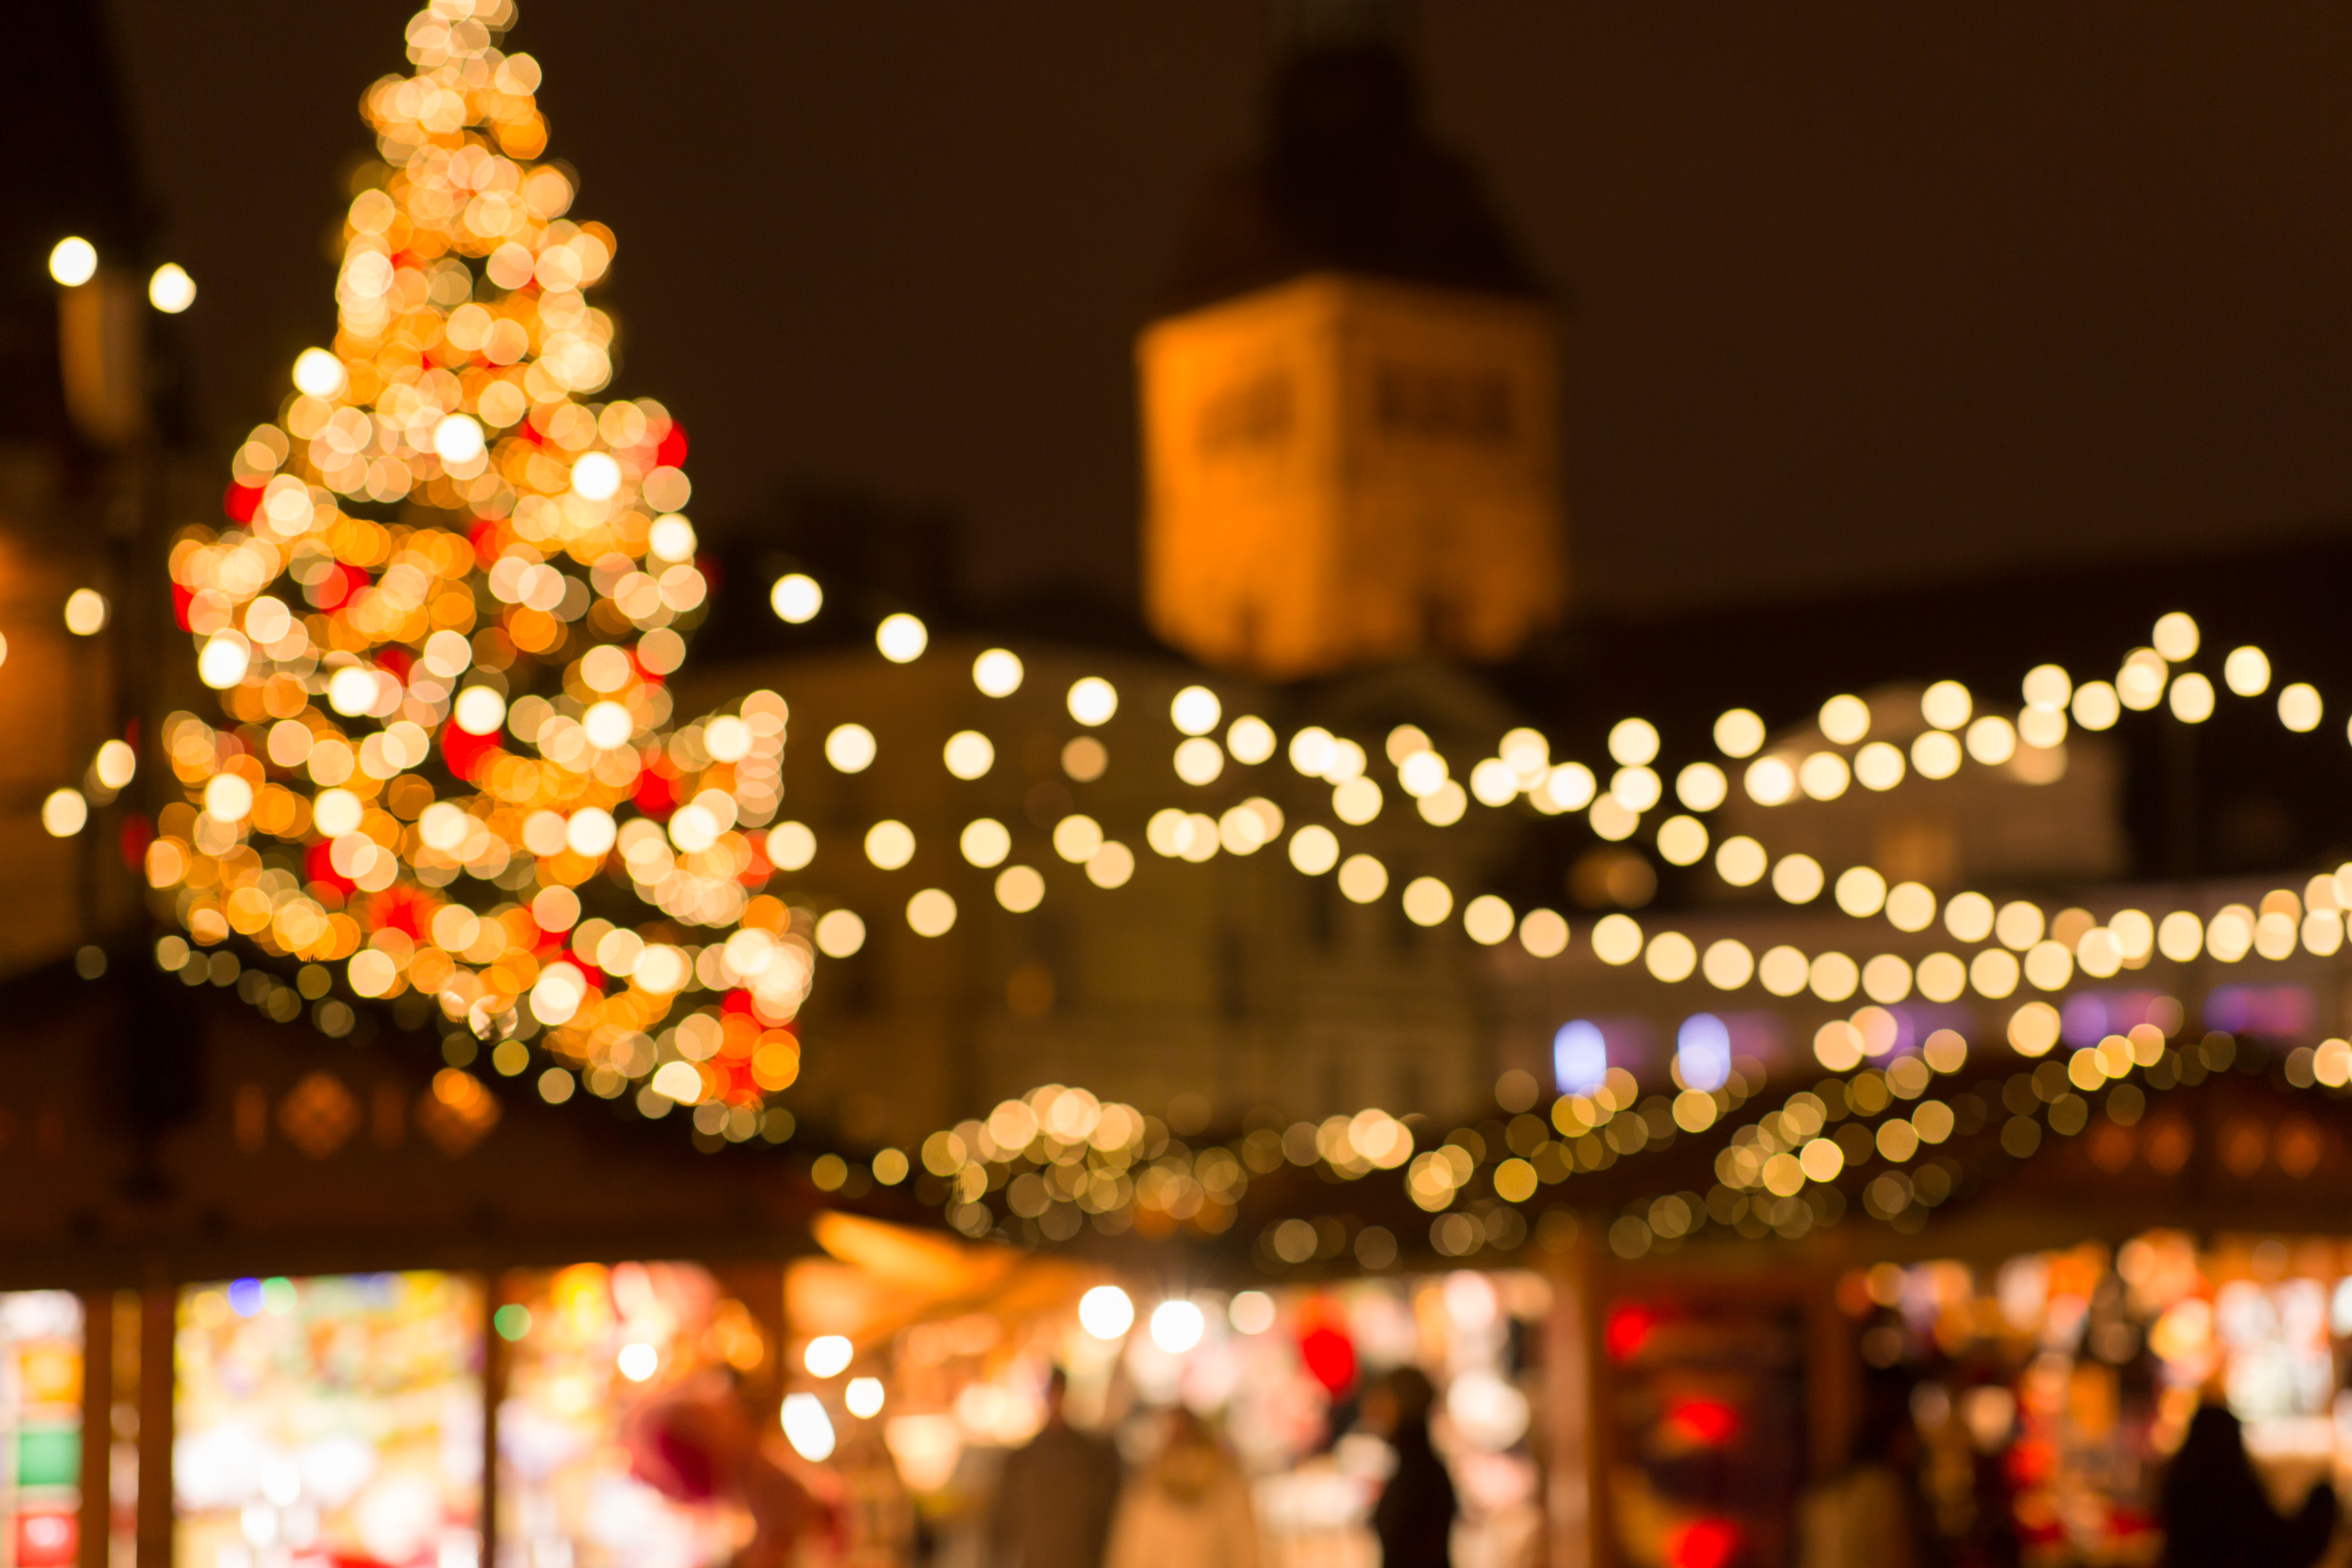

{"left": 30, "top": 2, "right": 2351, "bottom": 1231}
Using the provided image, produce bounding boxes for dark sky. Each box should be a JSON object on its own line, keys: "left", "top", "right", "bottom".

{"left": 105, "top": 1, "right": 2352, "bottom": 617}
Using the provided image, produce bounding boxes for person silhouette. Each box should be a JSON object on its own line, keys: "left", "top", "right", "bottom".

{"left": 2158, "top": 1403, "right": 2336, "bottom": 1568}
{"left": 1364, "top": 1368, "right": 1456, "bottom": 1568}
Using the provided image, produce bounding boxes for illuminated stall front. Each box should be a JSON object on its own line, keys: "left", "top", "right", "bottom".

{"left": 172, "top": 1273, "right": 482, "bottom": 1568}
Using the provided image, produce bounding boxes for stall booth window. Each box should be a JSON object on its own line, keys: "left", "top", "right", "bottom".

{"left": 172, "top": 1273, "right": 483, "bottom": 1568}
{"left": 0, "top": 1293, "right": 82, "bottom": 1568}
{"left": 494, "top": 1262, "right": 771, "bottom": 1568}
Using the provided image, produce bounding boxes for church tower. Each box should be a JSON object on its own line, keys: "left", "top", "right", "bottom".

{"left": 1138, "top": 3, "right": 1566, "bottom": 680}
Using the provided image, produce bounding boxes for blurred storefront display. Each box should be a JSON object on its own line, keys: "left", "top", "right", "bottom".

{"left": 1843, "top": 1232, "right": 2352, "bottom": 1566}
{"left": 172, "top": 1273, "right": 482, "bottom": 1568}
{"left": 0, "top": 1293, "right": 82, "bottom": 1568}
{"left": 1598, "top": 1291, "right": 1811, "bottom": 1568}
{"left": 496, "top": 1262, "right": 772, "bottom": 1568}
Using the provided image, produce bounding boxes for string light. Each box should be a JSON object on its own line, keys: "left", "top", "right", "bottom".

{"left": 96, "top": 24, "right": 2352, "bottom": 1196}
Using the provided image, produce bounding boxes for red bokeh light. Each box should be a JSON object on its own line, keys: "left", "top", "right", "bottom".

{"left": 1666, "top": 1517, "right": 1742, "bottom": 1568}
{"left": 1662, "top": 1399, "right": 1743, "bottom": 1448}
{"left": 1605, "top": 1304, "right": 1661, "bottom": 1361}
{"left": 442, "top": 726, "right": 499, "bottom": 783}
{"left": 1298, "top": 1321, "right": 1357, "bottom": 1395}
{"left": 303, "top": 841, "right": 354, "bottom": 897}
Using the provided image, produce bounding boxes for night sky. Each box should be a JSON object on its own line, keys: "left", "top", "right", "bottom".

{"left": 104, "top": 1, "right": 2352, "bottom": 618}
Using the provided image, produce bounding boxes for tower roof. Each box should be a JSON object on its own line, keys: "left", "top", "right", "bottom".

{"left": 1162, "top": 35, "right": 1542, "bottom": 312}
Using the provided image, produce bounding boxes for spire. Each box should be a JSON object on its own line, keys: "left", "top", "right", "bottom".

{"left": 1163, "top": 5, "right": 1539, "bottom": 311}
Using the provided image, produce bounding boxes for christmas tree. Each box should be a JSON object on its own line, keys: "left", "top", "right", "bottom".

{"left": 148, "top": 0, "right": 805, "bottom": 1143}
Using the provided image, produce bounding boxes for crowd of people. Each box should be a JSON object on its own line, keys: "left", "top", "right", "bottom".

{"left": 1798, "top": 1384, "right": 2341, "bottom": 1568}
{"left": 627, "top": 1364, "right": 1459, "bottom": 1568}
{"left": 990, "top": 1368, "right": 1458, "bottom": 1568}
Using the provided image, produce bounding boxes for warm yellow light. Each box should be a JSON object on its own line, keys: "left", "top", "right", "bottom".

{"left": 1608, "top": 718, "right": 1659, "bottom": 766}
{"left": 973, "top": 648, "right": 1022, "bottom": 696}
{"left": 1462, "top": 895, "right": 1514, "bottom": 945}
{"left": 1336, "top": 854, "right": 1388, "bottom": 904}
{"left": 292, "top": 347, "right": 346, "bottom": 397}
{"left": 203, "top": 774, "right": 253, "bottom": 823}
{"left": 63, "top": 588, "right": 107, "bottom": 636}
{"left": 1518, "top": 909, "right": 1569, "bottom": 958}
{"left": 943, "top": 731, "right": 994, "bottom": 780}
{"left": 815, "top": 910, "right": 866, "bottom": 957}
{"left": 994, "top": 866, "right": 1045, "bottom": 913}
{"left": 94, "top": 739, "right": 136, "bottom": 790}
{"left": 906, "top": 889, "right": 957, "bottom": 936}
{"left": 1170, "top": 686, "right": 1221, "bottom": 735}
{"left": 1067, "top": 677, "right": 1118, "bottom": 726}
{"left": 1226, "top": 716, "right": 1275, "bottom": 764}
{"left": 2280, "top": 683, "right": 2323, "bottom": 733}
{"left": 1174, "top": 737, "right": 1224, "bottom": 786}
{"left": 49, "top": 238, "right": 97, "bottom": 287}
{"left": 647, "top": 514, "right": 697, "bottom": 561}
{"left": 825, "top": 724, "right": 876, "bottom": 773}
{"left": 864, "top": 821, "right": 915, "bottom": 870}
{"left": 147, "top": 263, "right": 196, "bottom": 313}
{"left": 771, "top": 574, "right": 822, "bottom": 624}
{"left": 2223, "top": 646, "right": 2270, "bottom": 697}
{"left": 876, "top": 613, "right": 928, "bottom": 664}
{"left": 960, "top": 818, "right": 1011, "bottom": 867}
{"left": 452, "top": 686, "right": 507, "bottom": 735}
{"left": 40, "top": 789, "right": 88, "bottom": 837}
{"left": 1817, "top": 695, "right": 1869, "bottom": 744}
{"left": 1287, "top": 825, "right": 1339, "bottom": 874}
{"left": 1713, "top": 708, "right": 1764, "bottom": 758}
{"left": 1920, "top": 680, "right": 1972, "bottom": 731}
{"left": 570, "top": 451, "right": 621, "bottom": 501}
{"left": 1401, "top": 877, "right": 1453, "bottom": 927}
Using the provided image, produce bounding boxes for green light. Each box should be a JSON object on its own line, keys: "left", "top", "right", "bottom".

{"left": 261, "top": 1277, "right": 298, "bottom": 1316}
{"left": 494, "top": 1304, "right": 531, "bottom": 1341}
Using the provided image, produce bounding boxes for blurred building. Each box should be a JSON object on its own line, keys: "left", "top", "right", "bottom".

{"left": 1137, "top": 10, "right": 1566, "bottom": 679}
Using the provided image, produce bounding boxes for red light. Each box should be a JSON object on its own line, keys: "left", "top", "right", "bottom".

{"left": 119, "top": 813, "right": 154, "bottom": 871}
{"left": 1666, "top": 1517, "right": 1741, "bottom": 1568}
{"left": 1298, "top": 1323, "right": 1357, "bottom": 1395}
{"left": 632, "top": 768, "right": 679, "bottom": 819}
{"left": 441, "top": 725, "right": 499, "bottom": 784}
{"left": 656, "top": 423, "right": 689, "bottom": 468}
{"left": 303, "top": 840, "right": 354, "bottom": 896}
{"left": 223, "top": 482, "right": 261, "bottom": 523}
{"left": 1605, "top": 1305, "right": 1659, "bottom": 1361}
{"left": 364, "top": 886, "right": 432, "bottom": 940}
{"left": 310, "top": 562, "right": 367, "bottom": 612}
{"left": 1662, "top": 1399, "right": 1742, "bottom": 1448}
{"left": 14, "top": 1508, "right": 75, "bottom": 1568}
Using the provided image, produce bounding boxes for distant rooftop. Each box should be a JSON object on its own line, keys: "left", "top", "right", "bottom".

{"left": 1161, "top": 24, "right": 1542, "bottom": 311}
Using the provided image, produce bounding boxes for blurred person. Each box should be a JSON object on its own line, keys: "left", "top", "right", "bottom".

{"left": 1363, "top": 1368, "right": 1456, "bottom": 1568}
{"left": 1105, "top": 1406, "right": 1261, "bottom": 1568}
{"left": 628, "top": 1372, "right": 839, "bottom": 1568}
{"left": 988, "top": 1367, "right": 1123, "bottom": 1568}
{"left": 1798, "top": 1374, "right": 1925, "bottom": 1568}
{"left": 2158, "top": 1403, "right": 2336, "bottom": 1568}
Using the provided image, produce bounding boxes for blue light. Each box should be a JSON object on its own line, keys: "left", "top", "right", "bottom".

{"left": 1554, "top": 1020, "right": 1608, "bottom": 1095}
{"left": 225, "top": 1277, "right": 265, "bottom": 1318}
{"left": 1677, "top": 1013, "right": 1732, "bottom": 1093}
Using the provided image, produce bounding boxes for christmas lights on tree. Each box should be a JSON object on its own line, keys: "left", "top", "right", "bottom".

{"left": 149, "top": 0, "right": 809, "bottom": 1142}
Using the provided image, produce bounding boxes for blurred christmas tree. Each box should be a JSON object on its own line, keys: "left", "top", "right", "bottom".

{"left": 149, "top": 0, "right": 815, "bottom": 1145}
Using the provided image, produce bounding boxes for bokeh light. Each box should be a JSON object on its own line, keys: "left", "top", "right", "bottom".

{"left": 1079, "top": 1286, "right": 1134, "bottom": 1339}
{"left": 148, "top": 263, "right": 197, "bottom": 313}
